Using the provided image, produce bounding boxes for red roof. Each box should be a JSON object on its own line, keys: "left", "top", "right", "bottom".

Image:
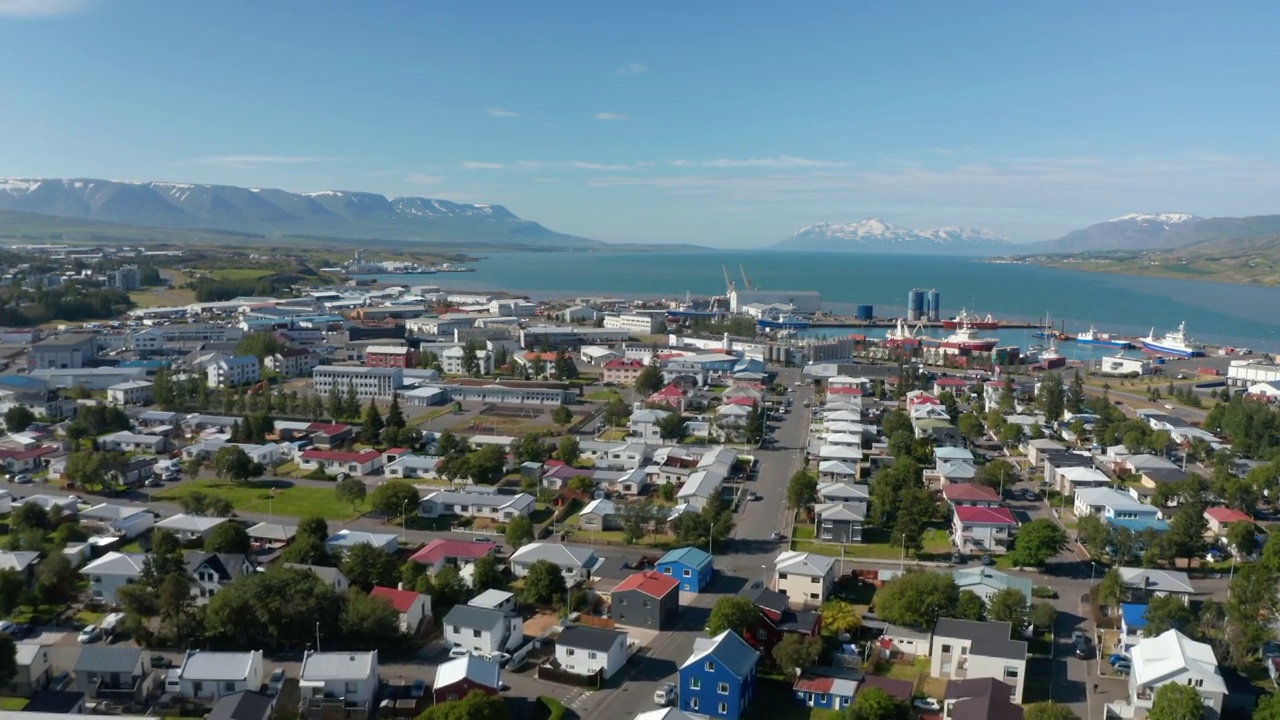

{"left": 651, "top": 384, "right": 685, "bottom": 398}
{"left": 613, "top": 570, "right": 679, "bottom": 598}
{"left": 935, "top": 377, "right": 969, "bottom": 387}
{"left": 794, "top": 676, "right": 837, "bottom": 693}
{"left": 300, "top": 448, "right": 381, "bottom": 463}
{"left": 0, "top": 445, "right": 57, "bottom": 461}
{"left": 943, "top": 484, "right": 1001, "bottom": 502}
{"left": 724, "top": 396, "right": 756, "bottom": 407}
{"left": 370, "top": 586, "right": 422, "bottom": 613}
{"left": 410, "top": 538, "right": 496, "bottom": 564}
{"left": 1205, "top": 507, "right": 1252, "bottom": 525}
{"left": 954, "top": 505, "right": 1018, "bottom": 525}
{"left": 306, "top": 423, "right": 351, "bottom": 434}
{"left": 907, "top": 394, "right": 940, "bottom": 405}
{"left": 604, "top": 359, "right": 644, "bottom": 369}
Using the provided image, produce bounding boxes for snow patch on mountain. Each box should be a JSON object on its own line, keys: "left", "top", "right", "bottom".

{"left": 778, "top": 218, "right": 1011, "bottom": 253}
{"left": 1107, "top": 213, "right": 1202, "bottom": 225}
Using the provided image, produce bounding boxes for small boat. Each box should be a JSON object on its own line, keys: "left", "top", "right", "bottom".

{"left": 1077, "top": 326, "right": 1132, "bottom": 349}
{"left": 757, "top": 313, "right": 810, "bottom": 330}
{"left": 1140, "top": 322, "right": 1203, "bottom": 358}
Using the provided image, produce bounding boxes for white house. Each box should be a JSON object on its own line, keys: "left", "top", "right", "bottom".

{"left": 187, "top": 552, "right": 256, "bottom": 603}
{"left": 297, "top": 448, "right": 384, "bottom": 476}
{"left": 177, "top": 650, "right": 266, "bottom": 701}
{"left": 12, "top": 642, "right": 53, "bottom": 696}
{"left": 773, "top": 551, "right": 835, "bottom": 608}
{"left": 952, "top": 505, "right": 1019, "bottom": 554}
{"left": 385, "top": 454, "right": 443, "bottom": 479}
{"left": 325, "top": 530, "right": 398, "bottom": 556}
{"left": 1118, "top": 630, "right": 1225, "bottom": 720}
{"left": 79, "top": 503, "right": 154, "bottom": 539}
{"left": 298, "top": 650, "right": 379, "bottom": 714}
{"left": 206, "top": 355, "right": 260, "bottom": 388}
{"left": 155, "top": 514, "right": 228, "bottom": 543}
{"left": 370, "top": 586, "right": 433, "bottom": 635}
{"left": 81, "top": 551, "right": 146, "bottom": 605}
{"left": 418, "top": 488, "right": 535, "bottom": 522}
{"left": 106, "top": 380, "right": 154, "bottom": 406}
{"left": 554, "top": 625, "right": 629, "bottom": 680}
{"left": 285, "top": 564, "right": 350, "bottom": 594}
{"left": 930, "top": 618, "right": 1028, "bottom": 703}
{"left": 630, "top": 408, "right": 673, "bottom": 442}
{"left": 442, "top": 604, "right": 522, "bottom": 655}
{"left": 509, "top": 542, "right": 598, "bottom": 584}
{"left": 98, "top": 431, "right": 167, "bottom": 454}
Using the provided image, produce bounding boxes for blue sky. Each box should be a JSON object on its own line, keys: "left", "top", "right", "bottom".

{"left": 3, "top": 0, "right": 1279, "bottom": 246}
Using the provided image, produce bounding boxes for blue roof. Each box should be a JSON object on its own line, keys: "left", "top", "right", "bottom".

{"left": 1121, "top": 603, "right": 1148, "bottom": 629}
{"left": 0, "top": 375, "right": 46, "bottom": 391}
{"left": 120, "top": 359, "right": 170, "bottom": 368}
{"left": 659, "top": 546, "right": 713, "bottom": 570}
{"left": 682, "top": 630, "right": 759, "bottom": 678}
{"left": 1107, "top": 518, "right": 1170, "bottom": 533}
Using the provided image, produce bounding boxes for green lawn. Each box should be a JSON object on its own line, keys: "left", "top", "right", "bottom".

{"left": 0, "top": 698, "right": 28, "bottom": 711}
{"left": 585, "top": 389, "right": 622, "bottom": 402}
{"left": 795, "top": 527, "right": 952, "bottom": 561}
{"left": 210, "top": 268, "right": 275, "bottom": 281}
{"left": 157, "top": 479, "right": 361, "bottom": 521}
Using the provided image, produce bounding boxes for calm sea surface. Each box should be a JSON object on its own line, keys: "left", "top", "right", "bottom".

{"left": 361, "top": 251, "right": 1280, "bottom": 352}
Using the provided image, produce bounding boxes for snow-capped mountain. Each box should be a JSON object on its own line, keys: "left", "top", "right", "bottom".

{"left": 0, "top": 178, "right": 598, "bottom": 247}
{"left": 1107, "top": 213, "right": 1202, "bottom": 225}
{"left": 773, "top": 218, "right": 1012, "bottom": 255}
{"left": 1044, "top": 212, "right": 1209, "bottom": 252}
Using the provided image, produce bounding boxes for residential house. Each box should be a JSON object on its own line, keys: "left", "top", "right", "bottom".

{"left": 74, "top": 646, "right": 151, "bottom": 704}
{"left": 1116, "top": 630, "right": 1225, "bottom": 720}
{"left": 1120, "top": 604, "right": 1150, "bottom": 649}
{"left": 208, "top": 692, "right": 275, "bottom": 720}
{"left": 297, "top": 650, "right": 379, "bottom": 717}
{"left": 432, "top": 654, "right": 501, "bottom": 704}
{"left": 509, "top": 543, "right": 598, "bottom": 584}
{"left": 815, "top": 482, "right": 870, "bottom": 504}
{"left": 1052, "top": 466, "right": 1112, "bottom": 496}
{"left": 933, "top": 461, "right": 977, "bottom": 485}
{"left": 1025, "top": 438, "right": 1066, "bottom": 466}
{"left": 81, "top": 551, "right": 146, "bottom": 605}
{"left": 952, "top": 567, "right": 1033, "bottom": 604}
{"left": 418, "top": 488, "right": 535, "bottom": 522}
{"left": 442, "top": 604, "right": 522, "bottom": 655}
{"left": 408, "top": 539, "right": 497, "bottom": 576}
{"left": 324, "top": 530, "right": 398, "bottom": 556}
{"left": 944, "top": 678, "right": 1025, "bottom": 720}
{"left": 792, "top": 668, "right": 862, "bottom": 711}
{"left": 10, "top": 642, "right": 53, "bottom": 696}
{"left": 773, "top": 551, "right": 836, "bottom": 608}
{"left": 612, "top": 570, "right": 681, "bottom": 630}
{"left": 469, "top": 589, "right": 518, "bottom": 614}
{"left": 817, "top": 462, "right": 860, "bottom": 483}
{"left": 155, "top": 514, "right": 229, "bottom": 544}
{"left": 678, "top": 630, "right": 760, "bottom": 720}
{"left": 814, "top": 502, "right": 866, "bottom": 543}
{"left": 1204, "top": 506, "right": 1252, "bottom": 538}
{"left": 97, "top": 430, "right": 167, "bottom": 454}
{"left": 0, "top": 551, "right": 41, "bottom": 586}
{"left": 602, "top": 358, "right": 646, "bottom": 385}
{"left": 1074, "top": 487, "right": 1168, "bottom": 534}
{"left": 741, "top": 585, "right": 821, "bottom": 658}
{"left": 554, "top": 625, "right": 629, "bottom": 680}
{"left": 176, "top": 650, "right": 266, "bottom": 702}
{"left": 266, "top": 348, "right": 319, "bottom": 378}
{"left": 285, "top": 564, "right": 350, "bottom": 594}
{"left": 297, "top": 449, "right": 384, "bottom": 477}
{"left": 80, "top": 503, "right": 154, "bottom": 539}
{"left": 657, "top": 546, "right": 715, "bottom": 593}
{"left": 934, "top": 446, "right": 976, "bottom": 466}
{"left": 247, "top": 522, "right": 296, "bottom": 549}
{"left": 579, "top": 498, "right": 622, "bottom": 531}
{"left": 206, "top": 355, "right": 260, "bottom": 388}
{"left": 106, "top": 380, "right": 154, "bottom": 406}
{"left": 1118, "top": 567, "right": 1195, "bottom": 605}
{"left": 385, "top": 454, "right": 442, "bottom": 479}
{"left": 187, "top": 552, "right": 256, "bottom": 602}
{"left": 631, "top": 408, "right": 673, "bottom": 442}
{"left": 369, "top": 586, "right": 432, "bottom": 635}
{"left": 930, "top": 619, "right": 1027, "bottom": 703}
{"left": 951, "top": 506, "right": 1019, "bottom": 554}
{"left": 943, "top": 484, "right": 1002, "bottom": 508}
{"left": 0, "top": 446, "right": 57, "bottom": 474}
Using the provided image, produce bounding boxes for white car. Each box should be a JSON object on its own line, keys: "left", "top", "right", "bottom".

{"left": 448, "top": 645, "right": 470, "bottom": 658}
{"left": 484, "top": 651, "right": 512, "bottom": 666}
{"left": 913, "top": 698, "right": 941, "bottom": 712}
{"left": 654, "top": 682, "right": 677, "bottom": 705}
{"left": 78, "top": 625, "right": 102, "bottom": 644}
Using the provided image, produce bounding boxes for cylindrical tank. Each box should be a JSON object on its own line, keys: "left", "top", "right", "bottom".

{"left": 907, "top": 289, "right": 925, "bottom": 322}
{"left": 855, "top": 305, "right": 873, "bottom": 321}
{"left": 927, "top": 290, "right": 941, "bottom": 322}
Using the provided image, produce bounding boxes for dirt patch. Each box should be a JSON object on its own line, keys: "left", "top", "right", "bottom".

{"left": 523, "top": 611, "right": 562, "bottom": 638}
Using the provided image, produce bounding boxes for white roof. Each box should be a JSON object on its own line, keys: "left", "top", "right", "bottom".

{"left": 81, "top": 551, "right": 147, "bottom": 576}
{"left": 1075, "top": 487, "right": 1149, "bottom": 513}
{"left": 818, "top": 445, "right": 862, "bottom": 460}
{"left": 775, "top": 550, "right": 835, "bottom": 577}
{"left": 1058, "top": 467, "right": 1111, "bottom": 483}
{"left": 1131, "top": 629, "right": 1225, "bottom": 692}
{"left": 509, "top": 542, "right": 596, "bottom": 568}
{"left": 156, "top": 514, "right": 228, "bottom": 532}
{"left": 180, "top": 650, "right": 260, "bottom": 681}
{"left": 434, "top": 653, "right": 499, "bottom": 689}
{"left": 818, "top": 461, "right": 859, "bottom": 476}
{"left": 300, "top": 650, "right": 377, "bottom": 681}
{"left": 581, "top": 498, "right": 618, "bottom": 516}
{"left": 1118, "top": 567, "right": 1195, "bottom": 595}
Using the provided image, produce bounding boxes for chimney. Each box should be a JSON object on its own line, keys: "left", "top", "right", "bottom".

{"left": 398, "top": 581, "right": 405, "bottom": 591}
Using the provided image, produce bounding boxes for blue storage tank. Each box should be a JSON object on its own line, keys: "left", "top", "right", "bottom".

{"left": 907, "top": 288, "right": 925, "bottom": 322}
{"left": 855, "top": 305, "right": 873, "bottom": 321}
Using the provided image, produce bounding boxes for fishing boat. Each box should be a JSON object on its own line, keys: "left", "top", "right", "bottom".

{"left": 757, "top": 313, "right": 810, "bottom": 331}
{"left": 937, "top": 319, "right": 999, "bottom": 352}
{"left": 1076, "top": 325, "right": 1132, "bottom": 349}
{"left": 942, "top": 309, "right": 999, "bottom": 330}
{"left": 1140, "top": 322, "right": 1203, "bottom": 358}
{"left": 885, "top": 318, "right": 922, "bottom": 342}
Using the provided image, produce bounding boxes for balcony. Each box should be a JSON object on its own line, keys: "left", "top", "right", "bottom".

{"left": 91, "top": 675, "right": 141, "bottom": 701}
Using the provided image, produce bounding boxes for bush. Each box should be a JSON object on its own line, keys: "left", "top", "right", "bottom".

{"left": 1032, "top": 586, "right": 1057, "bottom": 599}
{"left": 305, "top": 469, "right": 331, "bottom": 481}
{"left": 537, "top": 696, "right": 566, "bottom": 720}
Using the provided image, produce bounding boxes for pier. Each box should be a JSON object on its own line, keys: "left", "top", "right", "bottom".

{"left": 806, "top": 318, "right": 1041, "bottom": 330}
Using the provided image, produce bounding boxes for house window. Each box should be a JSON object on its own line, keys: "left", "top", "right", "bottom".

{"left": 224, "top": 681, "right": 236, "bottom": 692}
{"left": 589, "top": 652, "right": 598, "bottom": 660}
{"left": 778, "top": 573, "right": 788, "bottom": 580}
{"left": 757, "top": 629, "right": 767, "bottom": 640}
{"left": 683, "top": 569, "right": 692, "bottom": 577}
{"left": 719, "top": 702, "right": 728, "bottom": 715}
{"left": 619, "top": 598, "right": 627, "bottom": 605}
{"left": 566, "top": 648, "right": 575, "bottom": 656}
{"left": 452, "top": 625, "right": 461, "bottom": 633}
{"left": 448, "top": 693, "right": 458, "bottom": 701}
{"left": 473, "top": 629, "right": 481, "bottom": 638}
{"left": 1005, "top": 666, "right": 1020, "bottom": 679}
{"left": 718, "top": 682, "right": 729, "bottom": 695}
{"left": 690, "top": 677, "right": 701, "bottom": 690}
{"left": 663, "top": 567, "right": 673, "bottom": 575}
{"left": 705, "top": 661, "right": 715, "bottom": 672}
{"left": 345, "top": 681, "right": 358, "bottom": 694}
{"left": 690, "top": 698, "right": 699, "bottom": 711}
{"left": 942, "top": 644, "right": 952, "bottom": 654}
{"left": 643, "top": 600, "right": 651, "bottom": 608}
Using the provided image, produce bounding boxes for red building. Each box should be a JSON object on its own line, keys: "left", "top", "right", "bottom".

{"left": 740, "top": 585, "right": 821, "bottom": 657}
{"left": 365, "top": 344, "right": 418, "bottom": 369}
{"left": 432, "top": 654, "right": 501, "bottom": 704}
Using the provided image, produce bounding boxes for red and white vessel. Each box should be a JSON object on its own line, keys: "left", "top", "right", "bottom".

{"left": 937, "top": 319, "right": 999, "bottom": 352}
{"left": 942, "top": 308, "right": 999, "bottom": 330}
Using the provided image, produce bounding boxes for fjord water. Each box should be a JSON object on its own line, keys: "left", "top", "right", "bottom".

{"left": 372, "top": 251, "right": 1280, "bottom": 352}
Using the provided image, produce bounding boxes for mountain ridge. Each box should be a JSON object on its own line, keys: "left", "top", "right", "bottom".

{"left": 772, "top": 218, "right": 1012, "bottom": 255}
{"left": 1029, "top": 212, "right": 1280, "bottom": 253}
{"left": 0, "top": 177, "right": 601, "bottom": 248}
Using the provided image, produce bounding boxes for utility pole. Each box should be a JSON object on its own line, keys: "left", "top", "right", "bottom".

{"left": 709, "top": 521, "right": 716, "bottom": 557}
{"left": 400, "top": 499, "right": 409, "bottom": 542}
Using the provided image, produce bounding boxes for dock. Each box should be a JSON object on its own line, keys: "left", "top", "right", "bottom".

{"left": 806, "top": 319, "right": 1041, "bottom": 330}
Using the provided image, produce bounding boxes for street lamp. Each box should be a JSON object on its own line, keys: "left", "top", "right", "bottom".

{"left": 709, "top": 521, "right": 716, "bottom": 557}
{"left": 400, "top": 499, "right": 410, "bottom": 542}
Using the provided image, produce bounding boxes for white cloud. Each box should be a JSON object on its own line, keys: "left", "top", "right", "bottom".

{"left": 487, "top": 108, "right": 520, "bottom": 118}
{"left": 593, "top": 112, "right": 629, "bottom": 121}
{"left": 617, "top": 62, "right": 648, "bottom": 76}
{"left": 193, "top": 155, "right": 350, "bottom": 169}
{"left": 570, "top": 161, "right": 631, "bottom": 171}
{"left": 460, "top": 161, "right": 505, "bottom": 170}
{"left": 0, "top": 0, "right": 93, "bottom": 17}
{"left": 700, "top": 156, "right": 848, "bottom": 169}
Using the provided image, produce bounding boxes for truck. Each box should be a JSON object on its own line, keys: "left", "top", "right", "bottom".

{"left": 101, "top": 612, "right": 127, "bottom": 640}
{"left": 654, "top": 682, "right": 677, "bottom": 706}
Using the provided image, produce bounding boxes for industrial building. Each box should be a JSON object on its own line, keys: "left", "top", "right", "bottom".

{"left": 728, "top": 289, "right": 821, "bottom": 314}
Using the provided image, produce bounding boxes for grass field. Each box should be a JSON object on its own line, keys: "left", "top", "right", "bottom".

{"left": 129, "top": 285, "right": 197, "bottom": 308}
{"left": 0, "top": 698, "right": 28, "bottom": 711}
{"left": 158, "top": 479, "right": 360, "bottom": 521}
{"left": 210, "top": 268, "right": 275, "bottom": 281}
{"left": 794, "top": 527, "right": 952, "bottom": 561}
{"left": 585, "top": 389, "right": 622, "bottom": 402}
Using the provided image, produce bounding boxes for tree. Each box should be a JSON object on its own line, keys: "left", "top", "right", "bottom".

{"left": 433, "top": 565, "right": 469, "bottom": 608}
{"left": 340, "top": 587, "right": 405, "bottom": 650}
{"left": 657, "top": 411, "right": 687, "bottom": 440}
{"left": 335, "top": 476, "right": 368, "bottom": 512}
{"left": 1009, "top": 519, "right": 1067, "bottom": 567}
{"left": 1030, "top": 601, "right": 1057, "bottom": 632}
{"left": 462, "top": 340, "right": 482, "bottom": 377}
{"left": 707, "top": 595, "right": 761, "bottom": 637}
{"left": 211, "top": 445, "right": 265, "bottom": 484}
{"left": 369, "top": 480, "right": 420, "bottom": 518}
{"left": 785, "top": 470, "right": 818, "bottom": 510}
{"left": 958, "top": 412, "right": 985, "bottom": 441}
{"left": 955, "top": 590, "right": 986, "bottom": 621}
{"left": 772, "top": 634, "right": 822, "bottom": 677}
{"left": 0, "top": 570, "right": 24, "bottom": 617}
{"left": 986, "top": 587, "right": 1030, "bottom": 629}
{"left": 419, "top": 690, "right": 511, "bottom": 720}
{"left": 1096, "top": 567, "right": 1126, "bottom": 610}
{"left": 552, "top": 405, "right": 574, "bottom": 427}
{"left": 1164, "top": 497, "right": 1209, "bottom": 566}
{"left": 467, "top": 445, "right": 508, "bottom": 484}
{"left": 1143, "top": 593, "right": 1196, "bottom": 637}
{"left": 236, "top": 331, "right": 283, "bottom": 360}
{"left": 204, "top": 566, "right": 342, "bottom": 651}
{"left": 142, "top": 529, "right": 187, "bottom": 584}
{"left": 360, "top": 400, "right": 385, "bottom": 444}
{"left": 892, "top": 487, "right": 934, "bottom": 554}
{"left": 505, "top": 514, "right": 534, "bottom": 547}
{"left": 1252, "top": 690, "right": 1280, "bottom": 720}
{"left": 1025, "top": 702, "right": 1080, "bottom": 720}
{"left": 34, "top": 552, "right": 77, "bottom": 604}
{"left": 873, "top": 571, "right": 959, "bottom": 629}
{"left": 620, "top": 501, "right": 656, "bottom": 545}
{"left": 12, "top": 502, "right": 49, "bottom": 532}
{"left": 1147, "top": 682, "right": 1206, "bottom": 720}
{"left": 340, "top": 543, "right": 400, "bottom": 591}
{"left": 1076, "top": 514, "right": 1110, "bottom": 551}
{"left": 847, "top": 687, "right": 910, "bottom": 720}
{"left": 3, "top": 404, "right": 35, "bottom": 433}
{"left": 471, "top": 554, "right": 505, "bottom": 592}
{"left": 1036, "top": 373, "right": 1066, "bottom": 421}
{"left": 567, "top": 475, "right": 596, "bottom": 495}
{"left": 819, "top": 599, "right": 862, "bottom": 636}
{"left": 553, "top": 350, "right": 577, "bottom": 380}
{"left": 206, "top": 521, "right": 251, "bottom": 554}
{"left": 603, "top": 397, "right": 631, "bottom": 427}
{"left": 973, "top": 459, "right": 1014, "bottom": 490}
{"left": 557, "top": 435, "right": 580, "bottom": 464}
{"left": 521, "top": 559, "right": 568, "bottom": 607}
{"left": 1225, "top": 521, "right": 1256, "bottom": 557}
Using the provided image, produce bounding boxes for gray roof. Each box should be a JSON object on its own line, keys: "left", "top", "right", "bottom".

{"left": 684, "top": 630, "right": 760, "bottom": 679}
{"left": 208, "top": 691, "right": 274, "bottom": 720}
{"left": 816, "top": 501, "right": 867, "bottom": 522}
{"left": 181, "top": 651, "right": 259, "bottom": 681}
{"left": 558, "top": 625, "right": 626, "bottom": 653}
{"left": 933, "top": 619, "right": 1027, "bottom": 661}
{"left": 0, "top": 551, "right": 40, "bottom": 572}
{"left": 1118, "top": 567, "right": 1195, "bottom": 595}
{"left": 247, "top": 522, "right": 297, "bottom": 541}
{"left": 75, "top": 646, "right": 141, "bottom": 673}
{"left": 285, "top": 564, "right": 346, "bottom": 584}
{"left": 299, "top": 651, "right": 376, "bottom": 681}
{"left": 510, "top": 542, "right": 596, "bottom": 568}
{"left": 443, "top": 604, "right": 505, "bottom": 631}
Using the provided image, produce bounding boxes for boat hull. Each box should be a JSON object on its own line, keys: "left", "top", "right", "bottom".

{"left": 1078, "top": 338, "right": 1132, "bottom": 349}
{"left": 1141, "top": 341, "right": 1201, "bottom": 358}
{"left": 757, "top": 320, "right": 810, "bottom": 330}
{"left": 943, "top": 321, "right": 999, "bottom": 330}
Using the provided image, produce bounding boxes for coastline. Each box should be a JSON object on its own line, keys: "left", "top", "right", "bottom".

{"left": 1001, "top": 256, "right": 1280, "bottom": 288}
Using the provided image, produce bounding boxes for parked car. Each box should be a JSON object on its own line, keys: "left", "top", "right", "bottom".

{"left": 980, "top": 554, "right": 995, "bottom": 566}
{"left": 950, "top": 552, "right": 965, "bottom": 565}
{"left": 151, "top": 654, "right": 173, "bottom": 669}
{"left": 913, "top": 698, "right": 941, "bottom": 712}
{"left": 654, "top": 682, "right": 677, "bottom": 706}
{"left": 78, "top": 625, "right": 102, "bottom": 644}
{"left": 267, "top": 668, "right": 286, "bottom": 697}
{"left": 410, "top": 679, "right": 426, "bottom": 699}
{"left": 1108, "top": 654, "right": 1130, "bottom": 666}
{"left": 1113, "top": 661, "right": 1132, "bottom": 674}
{"left": 1074, "top": 643, "right": 1091, "bottom": 659}
{"left": 485, "top": 651, "right": 512, "bottom": 666}
{"left": 770, "top": 531, "right": 786, "bottom": 541}
{"left": 11, "top": 474, "right": 31, "bottom": 484}
{"left": 1071, "top": 630, "right": 1086, "bottom": 644}
{"left": 448, "top": 645, "right": 470, "bottom": 658}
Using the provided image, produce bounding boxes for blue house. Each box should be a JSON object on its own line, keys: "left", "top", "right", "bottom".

{"left": 679, "top": 630, "right": 760, "bottom": 720}
{"left": 1120, "top": 603, "right": 1149, "bottom": 649}
{"left": 793, "top": 668, "right": 862, "bottom": 710}
{"left": 657, "top": 547, "right": 715, "bottom": 593}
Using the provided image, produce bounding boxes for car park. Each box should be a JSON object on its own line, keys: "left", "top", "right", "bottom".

{"left": 78, "top": 625, "right": 102, "bottom": 644}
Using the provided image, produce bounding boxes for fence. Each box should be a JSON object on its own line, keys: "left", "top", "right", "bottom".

{"left": 536, "top": 664, "right": 603, "bottom": 688}
{"left": 575, "top": 615, "right": 616, "bottom": 630}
